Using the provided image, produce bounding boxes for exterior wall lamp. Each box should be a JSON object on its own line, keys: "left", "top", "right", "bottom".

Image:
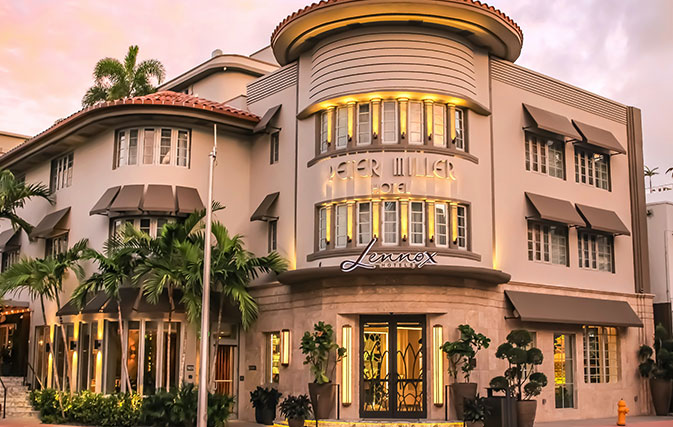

{"left": 280, "top": 329, "right": 290, "bottom": 366}
{"left": 341, "top": 325, "right": 352, "bottom": 405}
{"left": 433, "top": 325, "right": 444, "bottom": 406}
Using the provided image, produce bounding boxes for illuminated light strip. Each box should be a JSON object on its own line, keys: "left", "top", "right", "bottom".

{"left": 280, "top": 329, "right": 290, "bottom": 365}
{"left": 372, "top": 201, "right": 380, "bottom": 238}
{"left": 371, "top": 99, "right": 381, "bottom": 138}
{"left": 347, "top": 202, "right": 354, "bottom": 243}
{"left": 449, "top": 104, "right": 457, "bottom": 142}
{"left": 327, "top": 107, "right": 334, "bottom": 144}
{"left": 398, "top": 98, "right": 408, "bottom": 138}
{"left": 451, "top": 203, "right": 458, "bottom": 243}
{"left": 424, "top": 100, "right": 434, "bottom": 141}
{"left": 341, "top": 325, "right": 352, "bottom": 405}
{"left": 400, "top": 201, "right": 409, "bottom": 241}
{"left": 433, "top": 325, "right": 444, "bottom": 406}
{"left": 326, "top": 205, "right": 332, "bottom": 245}
{"left": 347, "top": 102, "right": 355, "bottom": 141}
{"left": 427, "top": 201, "right": 435, "bottom": 242}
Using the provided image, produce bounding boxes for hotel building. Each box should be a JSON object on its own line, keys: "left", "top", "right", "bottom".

{"left": 0, "top": 0, "right": 654, "bottom": 423}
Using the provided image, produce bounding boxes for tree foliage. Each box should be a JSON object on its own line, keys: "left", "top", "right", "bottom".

{"left": 441, "top": 324, "right": 490, "bottom": 382}
{"left": 0, "top": 169, "right": 52, "bottom": 234}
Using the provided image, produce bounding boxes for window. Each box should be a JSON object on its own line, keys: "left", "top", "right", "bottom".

{"left": 46, "top": 234, "right": 68, "bottom": 258}
{"left": 583, "top": 326, "right": 618, "bottom": 383}
{"left": 318, "top": 208, "right": 327, "bottom": 250}
{"left": 335, "top": 204, "right": 348, "bottom": 249}
{"left": 409, "top": 202, "right": 425, "bottom": 245}
{"left": 525, "top": 133, "right": 564, "bottom": 179}
{"left": 50, "top": 153, "right": 73, "bottom": 192}
{"left": 381, "top": 101, "right": 398, "bottom": 144}
{"left": 320, "top": 112, "right": 329, "bottom": 153}
{"left": 128, "top": 130, "right": 139, "bottom": 165}
{"left": 159, "top": 129, "right": 172, "bottom": 165}
{"left": 268, "top": 332, "right": 281, "bottom": 384}
{"left": 357, "top": 202, "right": 372, "bottom": 245}
{"left": 454, "top": 108, "right": 465, "bottom": 150}
{"left": 455, "top": 205, "right": 467, "bottom": 249}
{"left": 1, "top": 249, "right": 19, "bottom": 272}
{"left": 527, "top": 222, "right": 568, "bottom": 265}
{"left": 268, "top": 220, "right": 278, "bottom": 252}
{"left": 554, "top": 334, "right": 575, "bottom": 408}
{"left": 143, "top": 128, "right": 155, "bottom": 164}
{"left": 578, "top": 231, "right": 613, "bottom": 272}
{"left": 435, "top": 203, "right": 449, "bottom": 247}
{"left": 116, "top": 128, "right": 189, "bottom": 168}
{"left": 575, "top": 148, "right": 609, "bottom": 190}
{"left": 433, "top": 104, "right": 446, "bottom": 147}
{"left": 111, "top": 217, "right": 174, "bottom": 239}
{"left": 270, "top": 132, "right": 280, "bottom": 164}
{"left": 408, "top": 101, "right": 423, "bottom": 145}
{"left": 176, "top": 130, "right": 189, "bottom": 167}
{"left": 357, "top": 104, "right": 371, "bottom": 146}
{"left": 382, "top": 201, "right": 398, "bottom": 244}
{"left": 336, "top": 107, "right": 348, "bottom": 149}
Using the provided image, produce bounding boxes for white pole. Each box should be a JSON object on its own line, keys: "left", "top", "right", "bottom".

{"left": 197, "top": 123, "right": 217, "bottom": 427}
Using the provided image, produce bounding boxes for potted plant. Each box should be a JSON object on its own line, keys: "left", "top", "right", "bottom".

{"left": 250, "top": 386, "right": 282, "bottom": 425}
{"left": 489, "top": 330, "right": 547, "bottom": 427}
{"left": 638, "top": 324, "right": 673, "bottom": 416}
{"left": 300, "top": 321, "right": 346, "bottom": 420}
{"left": 463, "top": 394, "right": 492, "bottom": 427}
{"left": 0, "top": 346, "right": 12, "bottom": 376}
{"left": 441, "top": 324, "right": 491, "bottom": 419}
{"left": 279, "top": 394, "right": 312, "bottom": 427}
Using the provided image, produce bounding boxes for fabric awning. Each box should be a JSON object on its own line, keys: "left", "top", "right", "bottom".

{"left": 89, "top": 186, "right": 121, "bottom": 215}
{"left": 572, "top": 120, "right": 626, "bottom": 154}
{"left": 253, "top": 105, "right": 281, "bottom": 134}
{"left": 250, "top": 192, "right": 279, "bottom": 221}
{"left": 576, "top": 204, "right": 630, "bottom": 235}
{"left": 0, "top": 229, "right": 20, "bottom": 251}
{"left": 55, "top": 298, "right": 81, "bottom": 316}
{"left": 525, "top": 192, "right": 585, "bottom": 227}
{"left": 141, "top": 185, "right": 175, "bottom": 212}
{"left": 523, "top": 104, "right": 581, "bottom": 140}
{"left": 176, "top": 186, "right": 205, "bottom": 214}
{"left": 80, "top": 291, "right": 111, "bottom": 314}
{"left": 30, "top": 207, "right": 70, "bottom": 239}
{"left": 505, "top": 290, "right": 643, "bottom": 327}
{"left": 109, "top": 185, "right": 144, "bottom": 213}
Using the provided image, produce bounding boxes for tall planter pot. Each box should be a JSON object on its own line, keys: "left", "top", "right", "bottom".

{"left": 255, "top": 406, "right": 276, "bottom": 425}
{"left": 288, "top": 417, "right": 305, "bottom": 427}
{"left": 308, "top": 383, "right": 336, "bottom": 420}
{"left": 516, "top": 400, "right": 537, "bottom": 427}
{"left": 451, "top": 382, "right": 477, "bottom": 420}
{"left": 651, "top": 378, "right": 673, "bottom": 416}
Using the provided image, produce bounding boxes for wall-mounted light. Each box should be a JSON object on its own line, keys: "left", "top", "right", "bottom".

{"left": 372, "top": 201, "right": 380, "bottom": 239}
{"left": 94, "top": 339, "right": 102, "bottom": 350}
{"left": 341, "top": 325, "right": 352, "bottom": 405}
{"left": 69, "top": 340, "right": 77, "bottom": 351}
{"left": 427, "top": 201, "right": 435, "bottom": 242}
{"left": 400, "top": 201, "right": 409, "bottom": 242}
{"left": 347, "top": 102, "right": 355, "bottom": 141}
{"left": 424, "top": 100, "right": 434, "bottom": 141}
{"left": 326, "top": 205, "right": 332, "bottom": 246}
{"left": 347, "top": 202, "right": 354, "bottom": 243}
{"left": 433, "top": 325, "right": 444, "bottom": 406}
{"left": 280, "top": 329, "right": 290, "bottom": 366}
{"left": 451, "top": 203, "right": 458, "bottom": 244}
{"left": 449, "top": 104, "right": 457, "bottom": 142}
{"left": 327, "top": 107, "right": 334, "bottom": 145}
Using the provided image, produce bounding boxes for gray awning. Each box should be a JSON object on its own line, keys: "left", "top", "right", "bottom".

{"left": 55, "top": 298, "right": 81, "bottom": 316}
{"left": 525, "top": 192, "right": 585, "bottom": 227}
{"left": 523, "top": 104, "right": 581, "bottom": 140}
{"left": 90, "top": 186, "right": 121, "bottom": 216}
{"left": 250, "top": 192, "right": 279, "bottom": 221}
{"left": 176, "top": 186, "right": 205, "bottom": 215}
{"left": 133, "top": 288, "right": 185, "bottom": 315}
{"left": 109, "top": 185, "right": 144, "bottom": 213}
{"left": 573, "top": 120, "right": 626, "bottom": 154}
{"left": 0, "top": 229, "right": 20, "bottom": 251}
{"left": 141, "top": 185, "right": 175, "bottom": 213}
{"left": 30, "top": 207, "right": 70, "bottom": 239}
{"left": 576, "top": 204, "right": 630, "bottom": 236}
{"left": 505, "top": 290, "right": 643, "bottom": 327}
{"left": 80, "top": 291, "right": 111, "bottom": 314}
{"left": 253, "top": 105, "right": 281, "bottom": 134}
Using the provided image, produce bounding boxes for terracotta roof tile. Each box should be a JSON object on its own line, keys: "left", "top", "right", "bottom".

{"left": 2, "top": 91, "right": 259, "bottom": 161}
{"left": 271, "top": 0, "right": 523, "bottom": 43}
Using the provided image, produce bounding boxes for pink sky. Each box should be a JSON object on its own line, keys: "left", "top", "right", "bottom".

{"left": 1, "top": 0, "right": 671, "bottom": 178}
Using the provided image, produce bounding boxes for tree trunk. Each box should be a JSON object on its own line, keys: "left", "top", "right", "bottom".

{"left": 208, "top": 292, "right": 224, "bottom": 393}
{"left": 41, "top": 297, "right": 64, "bottom": 418}
{"left": 165, "top": 286, "right": 174, "bottom": 390}
{"left": 117, "top": 300, "right": 133, "bottom": 393}
{"left": 54, "top": 292, "right": 73, "bottom": 394}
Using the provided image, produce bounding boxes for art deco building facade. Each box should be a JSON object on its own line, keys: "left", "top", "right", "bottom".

{"left": 0, "top": 0, "right": 653, "bottom": 423}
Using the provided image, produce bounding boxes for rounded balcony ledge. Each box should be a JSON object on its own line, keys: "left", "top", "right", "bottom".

{"left": 307, "top": 145, "right": 479, "bottom": 167}
{"left": 271, "top": 0, "right": 523, "bottom": 66}
{"left": 278, "top": 264, "right": 511, "bottom": 287}
{"left": 307, "top": 246, "right": 481, "bottom": 262}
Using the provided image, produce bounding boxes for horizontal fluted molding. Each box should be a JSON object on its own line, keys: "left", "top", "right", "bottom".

{"left": 247, "top": 63, "right": 298, "bottom": 104}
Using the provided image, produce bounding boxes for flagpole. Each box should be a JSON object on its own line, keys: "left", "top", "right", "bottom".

{"left": 197, "top": 123, "right": 217, "bottom": 427}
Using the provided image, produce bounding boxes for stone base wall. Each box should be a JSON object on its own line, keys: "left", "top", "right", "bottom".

{"left": 241, "top": 279, "right": 654, "bottom": 423}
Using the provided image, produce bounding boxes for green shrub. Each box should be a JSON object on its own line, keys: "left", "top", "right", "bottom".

{"left": 141, "top": 384, "right": 235, "bottom": 427}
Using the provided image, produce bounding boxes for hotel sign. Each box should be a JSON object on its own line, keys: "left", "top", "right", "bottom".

{"left": 340, "top": 238, "right": 438, "bottom": 272}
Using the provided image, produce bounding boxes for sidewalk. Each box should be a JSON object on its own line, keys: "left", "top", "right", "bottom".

{"left": 536, "top": 415, "right": 673, "bottom": 426}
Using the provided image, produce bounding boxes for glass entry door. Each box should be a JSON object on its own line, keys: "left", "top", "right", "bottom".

{"left": 360, "top": 316, "right": 426, "bottom": 418}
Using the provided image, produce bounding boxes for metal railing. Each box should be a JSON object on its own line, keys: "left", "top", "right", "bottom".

{"left": 26, "top": 361, "right": 44, "bottom": 390}
{"left": 0, "top": 375, "right": 6, "bottom": 418}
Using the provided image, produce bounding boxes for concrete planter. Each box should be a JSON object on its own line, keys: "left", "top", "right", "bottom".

{"left": 516, "top": 400, "right": 537, "bottom": 427}
{"left": 651, "top": 378, "right": 672, "bottom": 416}
{"left": 308, "top": 383, "right": 335, "bottom": 420}
{"left": 451, "top": 382, "right": 477, "bottom": 420}
{"left": 288, "top": 417, "right": 305, "bottom": 427}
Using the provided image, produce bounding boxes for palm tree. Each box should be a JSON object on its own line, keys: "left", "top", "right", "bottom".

{"left": 82, "top": 45, "right": 166, "bottom": 107}
{"left": 72, "top": 234, "right": 140, "bottom": 392}
{"left": 645, "top": 166, "right": 659, "bottom": 193}
{"left": 0, "top": 169, "right": 52, "bottom": 234}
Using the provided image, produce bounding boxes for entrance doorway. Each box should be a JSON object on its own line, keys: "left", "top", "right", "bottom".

{"left": 360, "top": 315, "right": 426, "bottom": 418}
{"left": 214, "top": 344, "right": 235, "bottom": 395}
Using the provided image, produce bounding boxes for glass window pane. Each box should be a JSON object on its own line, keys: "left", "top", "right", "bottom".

{"left": 358, "top": 104, "right": 371, "bottom": 145}
{"left": 159, "top": 129, "right": 172, "bottom": 165}
{"left": 143, "top": 129, "right": 155, "bottom": 164}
